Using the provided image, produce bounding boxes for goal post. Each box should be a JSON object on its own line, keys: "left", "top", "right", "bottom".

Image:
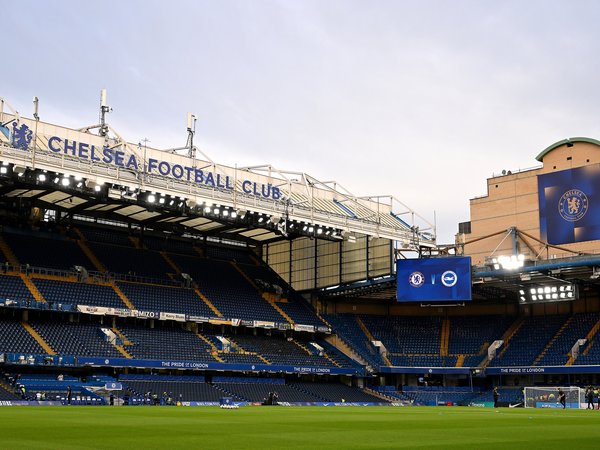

{"left": 524, "top": 386, "right": 584, "bottom": 409}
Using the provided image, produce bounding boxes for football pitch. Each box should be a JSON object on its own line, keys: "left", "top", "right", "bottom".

{"left": 2, "top": 406, "right": 600, "bottom": 449}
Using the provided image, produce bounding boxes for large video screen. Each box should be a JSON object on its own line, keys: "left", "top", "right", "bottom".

{"left": 538, "top": 165, "right": 600, "bottom": 245}
{"left": 396, "top": 257, "right": 472, "bottom": 302}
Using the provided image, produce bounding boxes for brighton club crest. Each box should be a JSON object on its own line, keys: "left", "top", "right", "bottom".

{"left": 11, "top": 122, "right": 33, "bottom": 150}
{"left": 558, "top": 189, "right": 588, "bottom": 222}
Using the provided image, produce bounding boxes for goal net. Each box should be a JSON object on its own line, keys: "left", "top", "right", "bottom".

{"left": 524, "top": 386, "right": 584, "bottom": 409}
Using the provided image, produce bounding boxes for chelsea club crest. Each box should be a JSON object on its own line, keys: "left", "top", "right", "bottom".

{"left": 558, "top": 189, "right": 588, "bottom": 222}
{"left": 408, "top": 271, "right": 425, "bottom": 288}
{"left": 11, "top": 122, "right": 33, "bottom": 151}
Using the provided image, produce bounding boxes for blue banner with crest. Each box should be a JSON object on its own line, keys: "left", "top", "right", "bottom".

{"left": 538, "top": 166, "right": 600, "bottom": 245}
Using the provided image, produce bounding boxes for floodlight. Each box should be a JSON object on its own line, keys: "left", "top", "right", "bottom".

{"left": 14, "top": 166, "right": 26, "bottom": 176}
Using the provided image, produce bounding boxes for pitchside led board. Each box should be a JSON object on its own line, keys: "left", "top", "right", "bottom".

{"left": 538, "top": 165, "right": 600, "bottom": 245}
{"left": 396, "top": 257, "right": 472, "bottom": 303}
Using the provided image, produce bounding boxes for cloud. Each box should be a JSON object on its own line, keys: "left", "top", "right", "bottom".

{"left": 5, "top": 0, "right": 600, "bottom": 243}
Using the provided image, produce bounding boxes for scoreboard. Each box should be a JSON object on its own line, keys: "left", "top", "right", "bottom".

{"left": 396, "top": 257, "right": 472, "bottom": 302}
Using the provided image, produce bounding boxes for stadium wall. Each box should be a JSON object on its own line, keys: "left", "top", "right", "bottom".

{"left": 463, "top": 139, "right": 600, "bottom": 265}
{"left": 327, "top": 295, "right": 600, "bottom": 316}
{"left": 328, "top": 302, "right": 520, "bottom": 316}
{"left": 264, "top": 236, "right": 393, "bottom": 291}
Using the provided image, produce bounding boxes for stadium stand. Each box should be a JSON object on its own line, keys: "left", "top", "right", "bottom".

{"left": 116, "top": 324, "right": 217, "bottom": 362}
{"left": 87, "top": 242, "right": 174, "bottom": 280}
{"left": 116, "top": 282, "right": 215, "bottom": 317}
{"left": 360, "top": 315, "right": 442, "bottom": 355}
{"left": 30, "top": 319, "right": 123, "bottom": 359}
{"left": 489, "top": 315, "right": 569, "bottom": 367}
{"left": 0, "top": 318, "right": 45, "bottom": 354}
{"left": 77, "top": 227, "right": 134, "bottom": 248}
{"left": 0, "top": 385, "right": 20, "bottom": 401}
{"left": 33, "top": 279, "right": 127, "bottom": 309}
{"left": 289, "top": 382, "right": 385, "bottom": 403}
{"left": 139, "top": 235, "right": 199, "bottom": 256}
{"left": 387, "top": 355, "right": 457, "bottom": 367}
{"left": 2, "top": 231, "right": 91, "bottom": 271}
{"left": 5, "top": 224, "right": 599, "bottom": 406}
{"left": 205, "top": 245, "right": 255, "bottom": 264}
{"left": 535, "top": 313, "right": 600, "bottom": 366}
{"left": 0, "top": 274, "right": 36, "bottom": 304}
{"left": 318, "top": 339, "right": 363, "bottom": 369}
{"left": 169, "top": 255, "right": 284, "bottom": 323}
{"left": 239, "top": 263, "right": 326, "bottom": 327}
{"left": 448, "top": 315, "right": 515, "bottom": 356}
{"left": 15, "top": 373, "right": 108, "bottom": 404}
{"left": 323, "top": 314, "right": 384, "bottom": 368}
{"left": 229, "top": 334, "right": 334, "bottom": 367}
{"left": 215, "top": 381, "right": 318, "bottom": 403}
{"left": 121, "top": 376, "right": 225, "bottom": 403}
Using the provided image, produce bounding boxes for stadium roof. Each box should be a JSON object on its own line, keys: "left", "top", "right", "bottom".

{"left": 535, "top": 137, "right": 600, "bottom": 162}
{"left": 0, "top": 96, "right": 435, "bottom": 248}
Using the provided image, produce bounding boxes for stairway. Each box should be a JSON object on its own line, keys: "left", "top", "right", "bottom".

{"left": 0, "top": 380, "right": 18, "bottom": 400}
{"left": 129, "top": 236, "right": 141, "bottom": 249}
{"left": 231, "top": 261, "right": 292, "bottom": 324}
{"left": 0, "top": 235, "right": 19, "bottom": 266}
{"left": 21, "top": 321, "right": 56, "bottom": 355}
{"left": 111, "top": 283, "right": 136, "bottom": 309}
{"left": 114, "top": 344, "right": 133, "bottom": 359}
{"left": 19, "top": 274, "right": 45, "bottom": 303}
{"left": 193, "top": 287, "right": 222, "bottom": 317}
{"left": 194, "top": 332, "right": 225, "bottom": 363}
{"left": 479, "top": 317, "right": 524, "bottom": 369}
{"left": 324, "top": 335, "right": 371, "bottom": 369}
{"left": 322, "top": 352, "right": 342, "bottom": 368}
{"left": 355, "top": 316, "right": 392, "bottom": 366}
{"left": 533, "top": 316, "right": 573, "bottom": 365}
{"left": 440, "top": 318, "right": 450, "bottom": 357}
{"left": 76, "top": 239, "right": 106, "bottom": 272}
{"left": 161, "top": 251, "right": 181, "bottom": 276}
{"left": 291, "top": 339, "right": 313, "bottom": 355}
{"left": 577, "top": 316, "right": 600, "bottom": 362}
{"left": 262, "top": 293, "right": 293, "bottom": 324}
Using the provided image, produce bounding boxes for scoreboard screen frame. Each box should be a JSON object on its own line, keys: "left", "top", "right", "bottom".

{"left": 396, "top": 257, "right": 472, "bottom": 303}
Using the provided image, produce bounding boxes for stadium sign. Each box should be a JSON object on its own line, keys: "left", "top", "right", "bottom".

{"left": 539, "top": 166, "right": 600, "bottom": 244}
{"left": 75, "top": 356, "right": 362, "bottom": 375}
{"left": 43, "top": 133, "right": 281, "bottom": 201}
{"left": 486, "top": 366, "right": 600, "bottom": 375}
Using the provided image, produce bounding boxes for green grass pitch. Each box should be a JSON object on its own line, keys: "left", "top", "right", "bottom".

{"left": 2, "top": 406, "right": 600, "bottom": 449}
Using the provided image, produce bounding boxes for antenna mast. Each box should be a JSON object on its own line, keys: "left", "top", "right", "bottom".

{"left": 99, "top": 89, "right": 111, "bottom": 137}
{"left": 186, "top": 112, "right": 197, "bottom": 158}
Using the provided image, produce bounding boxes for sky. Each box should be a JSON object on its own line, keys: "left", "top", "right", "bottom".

{"left": 4, "top": 0, "right": 600, "bottom": 243}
